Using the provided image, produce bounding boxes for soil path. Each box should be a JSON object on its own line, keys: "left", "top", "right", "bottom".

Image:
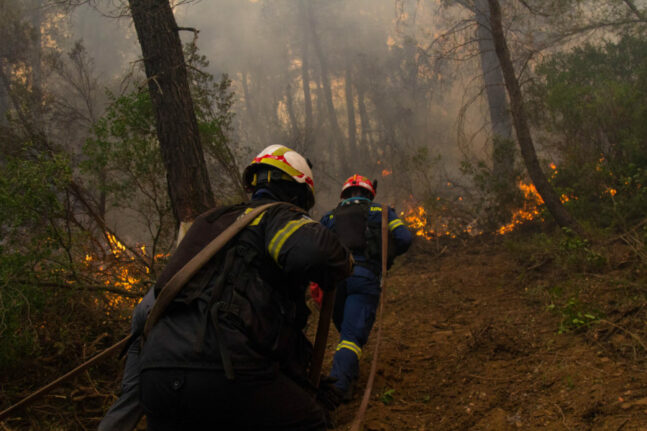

{"left": 327, "top": 240, "right": 647, "bottom": 431}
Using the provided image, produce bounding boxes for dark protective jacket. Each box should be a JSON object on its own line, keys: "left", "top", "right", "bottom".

{"left": 320, "top": 197, "right": 412, "bottom": 277}
{"left": 139, "top": 193, "right": 352, "bottom": 382}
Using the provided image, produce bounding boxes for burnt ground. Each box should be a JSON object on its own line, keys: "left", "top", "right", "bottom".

{"left": 3, "top": 233, "right": 647, "bottom": 430}
{"left": 321, "top": 237, "right": 647, "bottom": 431}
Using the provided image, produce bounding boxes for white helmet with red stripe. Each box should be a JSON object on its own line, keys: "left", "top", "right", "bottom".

{"left": 243, "top": 145, "right": 315, "bottom": 207}
{"left": 340, "top": 174, "right": 376, "bottom": 200}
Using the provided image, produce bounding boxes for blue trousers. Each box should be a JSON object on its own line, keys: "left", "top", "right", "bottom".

{"left": 329, "top": 270, "right": 380, "bottom": 394}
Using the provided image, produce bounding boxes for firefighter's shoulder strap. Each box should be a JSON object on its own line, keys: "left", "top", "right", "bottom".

{"left": 143, "top": 201, "right": 282, "bottom": 338}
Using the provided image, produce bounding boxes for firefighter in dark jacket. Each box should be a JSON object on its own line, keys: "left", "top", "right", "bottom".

{"left": 319, "top": 174, "right": 412, "bottom": 401}
{"left": 138, "top": 145, "right": 353, "bottom": 430}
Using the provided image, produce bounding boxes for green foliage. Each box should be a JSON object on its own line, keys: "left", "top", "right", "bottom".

{"left": 83, "top": 89, "right": 165, "bottom": 201}
{"left": 559, "top": 228, "right": 606, "bottom": 271}
{"left": 379, "top": 388, "right": 396, "bottom": 405}
{"left": 547, "top": 297, "right": 600, "bottom": 334}
{"left": 0, "top": 145, "right": 75, "bottom": 368}
{"left": 505, "top": 227, "right": 607, "bottom": 276}
{"left": 530, "top": 35, "right": 647, "bottom": 229}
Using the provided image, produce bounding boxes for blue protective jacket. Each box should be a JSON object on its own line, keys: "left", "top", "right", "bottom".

{"left": 320, "top": 197, "right": 412, "bottom": 280}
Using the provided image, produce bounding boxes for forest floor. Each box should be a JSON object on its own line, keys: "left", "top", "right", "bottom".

{"left": 327, "top": 234, "right": 647, "bottom": 431}
{"left": 3, "top": 230, "right": 647, "bottom": 430}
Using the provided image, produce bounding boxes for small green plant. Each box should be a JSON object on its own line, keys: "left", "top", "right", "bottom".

{"left": 379, "top": 388, "right": 396, "bottom": 405}
{"left": 559, "top": 228, "right": 607, "bottom": 271}
{"left": 559, "top": 228, "right": 588, "bottom": 251}
{"left": 556, "top": 297, "right": 600, "bottom": 334}
{"left": 564, "top": 375, "right": 575, "bottom": 390}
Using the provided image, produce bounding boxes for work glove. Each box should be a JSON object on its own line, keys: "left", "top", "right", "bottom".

{"left": 309, "top": 282, "right": 323, "bottom": 308}
{"left": 316, "top": 376, "right": 343, "bottom": 411}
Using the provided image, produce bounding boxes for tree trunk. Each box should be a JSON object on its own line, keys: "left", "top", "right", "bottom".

{"left": 474, "top": 0, "right": 514, "bottom": 182}
{"left": 0, "top": 69, "right": 9, "bottom": 125}
{"left": 307, "top": 2, "right": 348, "bottom": 175}
{"left": 285, "top": 82, "right": 300, "bottom": 148}
{"left": 356, "top": 80, "right": 371, "bottom": 160}
{"left": 298, "top": 1, "right": 313, "bottom": 149}
{"left": 241, "top": 71, "right": 253, "bottom": 118}
{"left": 487, "top": 0, "right": 583, "bottom": 235}
{"left": 128, "top": 0, "right": 214, "bottom": 227}
{"left": 345, "top": 62, "right": 358, "bottom": 162}
{"left": 28, "top": 0, "right": 43, "bottom": 123}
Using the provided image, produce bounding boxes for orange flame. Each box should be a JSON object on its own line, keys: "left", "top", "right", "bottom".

{"left": 402, "top": 205, "right": 434, "bottom": 240}
{"left": 497, "top": 181, "right": 543, "bottom": 235}
{"left": 400, "top": 202, "right": 465, "bottom": 240}
{"left": 401, "top": 178, "right": 575, "bottom": 239}
{"left": 87, "top": 233, "right": 163, "bottom": 314}
{"left": 382, "top": 169, "right": 392, "bottom": 177}
{"left": 106, "top": 232, "right": 126, "bottom": 257}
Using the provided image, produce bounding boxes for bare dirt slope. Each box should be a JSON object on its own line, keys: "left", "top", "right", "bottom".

{"left": 4, "top": 234, "right": 647, "bottom": 430}
{"left": 326, "top": 238, "right": 647, "bottom": 431}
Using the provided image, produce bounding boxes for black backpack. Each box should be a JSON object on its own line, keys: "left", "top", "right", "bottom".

{"left": 332, "top": 201, "right": 395, "bottom": 274}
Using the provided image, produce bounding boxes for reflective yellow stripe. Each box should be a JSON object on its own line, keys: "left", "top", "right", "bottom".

{"left": 336, "top": 340, "right": 362, "bottom": 359}
{"left": 243, "top": 207, "right": 266, "bottom": 226}
{"left": 328, "top": 214, "right": 333, "bottom": 219}
{"left": 370, "top": 206, "right": 382, "bottom": 212}
{"left": 251, "top": 213, "right": 265, "bottom": 226}
{"left": 268, "top": 217, "right": 316, "bottom": 263}
{"left": 271, "top": 146, "right": 291, "bottom": 156}
{"left": 258, "top": 157, "right": 302, "bottom": 178}
{"left": 389, "top": 219, "right": 404, "bottom": 231}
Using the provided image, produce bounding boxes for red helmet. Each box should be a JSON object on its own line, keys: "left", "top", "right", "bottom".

{"left": 340, "top": 174, "right": 376, "bottom": 199}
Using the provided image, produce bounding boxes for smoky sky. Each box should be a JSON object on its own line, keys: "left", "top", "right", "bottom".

{"left": 68, "top": 0, "right": 482, "bottom": 213}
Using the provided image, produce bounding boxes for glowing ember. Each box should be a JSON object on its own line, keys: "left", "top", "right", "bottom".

{"left": 106, "top": 232, "right": 126, "bottom": 257}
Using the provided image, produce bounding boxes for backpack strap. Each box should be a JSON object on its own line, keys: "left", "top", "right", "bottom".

{"left": 143, "top": 201, "right": 282, "bottom": 338}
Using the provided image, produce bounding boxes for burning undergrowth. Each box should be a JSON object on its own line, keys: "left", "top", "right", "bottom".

{"left": 400, "top": 180, "right": 550, "bottom": 241}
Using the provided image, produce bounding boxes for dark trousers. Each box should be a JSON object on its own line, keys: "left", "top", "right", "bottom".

{"left": 140, "top": 368, "right": 326, "bottom": 431}
{"left": 330, "top": 274, "right": 379, "bottom": 393}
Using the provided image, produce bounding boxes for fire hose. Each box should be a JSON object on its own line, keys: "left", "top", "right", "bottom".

{"left": 0, "top": 334, "right": 132, "bottom": 422}
{"left": 0, "top": 202, "right": 338, "bottom": 422}
{"left": 349, "top": 204, "right": 389, "bottom": 431}
{"left": 0, "top": 295, "right": 336, "bottom": 424}
{"left": 309, "top": 288, "right": 336, "bottom": 388}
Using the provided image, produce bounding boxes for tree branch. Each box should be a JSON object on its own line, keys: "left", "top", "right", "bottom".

{"left": 622, "top": 0, "right": 647, "bottom": 22}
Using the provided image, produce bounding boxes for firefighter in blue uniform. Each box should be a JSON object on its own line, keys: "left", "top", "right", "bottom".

{"left": 319, "top": 174, "right": 412, "bottom": 401}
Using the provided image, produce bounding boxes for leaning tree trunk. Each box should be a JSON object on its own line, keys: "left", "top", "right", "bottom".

{"left": 128, "top": 0, "right": 214, "bottom": 231}
{"left": 487, "top": 0, "right": 583, "bottom": 235}
{"left": 474, "top": 0, "right": 514, "bottom": 184}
